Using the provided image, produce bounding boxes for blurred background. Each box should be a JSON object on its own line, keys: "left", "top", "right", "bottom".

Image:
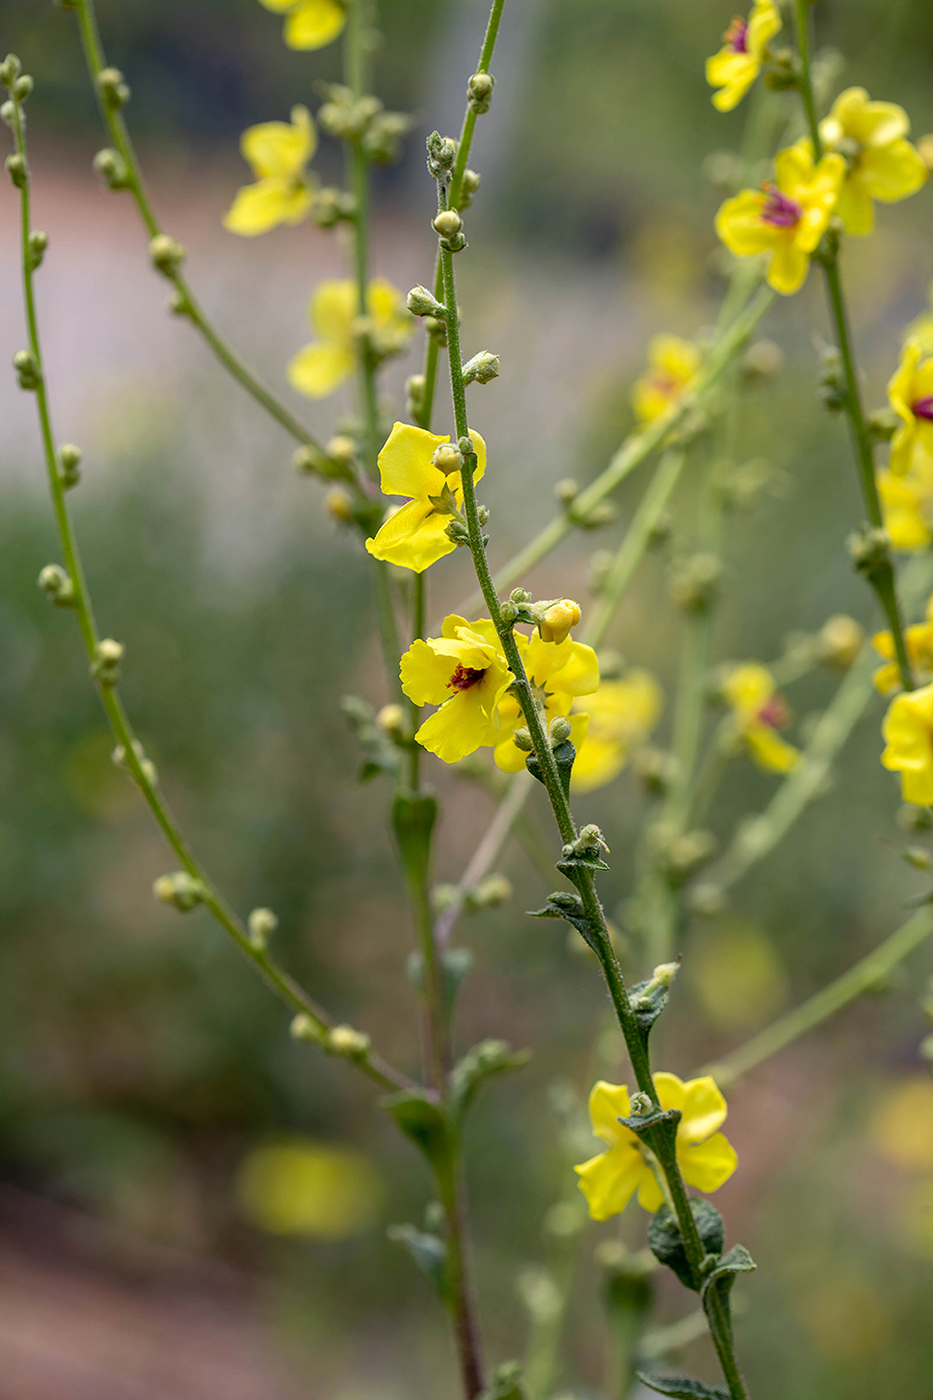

{"left": 3, "top": 0, "right": 933, "bottom": 1395}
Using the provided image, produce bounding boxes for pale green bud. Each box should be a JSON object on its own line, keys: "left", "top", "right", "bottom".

{"left": 433, "top": 209, "right": 462, "bottom": 238}
{"left": 512, "top": 727, "right": 534, "bottom": 752}
{"left": 407, "top": 284, "right": 446, "bottom": 317}
{"left": 148, "top": 234, "right": 185, "bottom": 277}
{"left": 467, "top": 71, "right": 495, "bottom": 114}
{"left": 96, "top": 67, "right": 130, "bottom": 108}
{"left": 92, "top": 147, "right": 129, "bottom": 189}
{"left": 59, "top": 443, "right": 82, "bottom": 489}
{"left": 91, "top": 637, "right": 124, "bottom": 686}
{"left": 326, "top": 1024, "right": 371, "bottom": 1059}
{"left": 462, "top": 350, "right": 499, "bottom": 386}
{"left": 153, "top": 871, "right": 206, "bottom": 912}
{"left": 247, "top": 906, "right": 278, "bottom": 949}
{"left": 6, "top": 153, "right": 26, "bottom": 188}
{"left": 13, "top": 348, "right": 39, "bottom": 389}
{"left": 432, "top": 442, "right": 464, "bottom": 474}
{"left": 37, "top": 563, "right": 75, "bottom": 607}
{"left": 549, "top": 716, "right": 572, "bottom": 745}
{"left": 290, "top": 1012, "right": 325, "bottom": 1044}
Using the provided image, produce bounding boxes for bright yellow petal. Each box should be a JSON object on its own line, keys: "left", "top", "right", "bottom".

{"left": 723, "top": 663, "right": 774, "bottom": 715}
{"left": 240, "top": 106, "right": 316, "bottom": 178}
{"left": 377, "top": 421, "right": 448, "bottom": 499}
{"left": 575, "top": 1144, "right": 645, "bottom": 1221}
{"left": 835, "top": 174, "right": 875, "bottom": 236}
{"left": 746, "top": 722, "right": 800, "bottom": 772}
{"left": 715, "top": 190, "right": 773, "bottom": 257}
{"left": 310, "top": 279, "right": 357, "bottom": 342}
{"left": 415, "top": 685, "right": 496, "bottom": 764}
{"left": 223, "top": 176, "right": 313, "bottom": 235}
{"left": 706, "top": 51, "right": 758, "bottom": 112}
{"left": 636, "top": 1171, "right": 665, "bottom": 1213}
{"left": 588, "top": 1080, "right": 632, "bottom": 1145}
{"left": 653, "top": 1071, "right": 687, "bottom": 1115}
{"left": 650, "top": 334, "right": 701, "bottom": 382}
{"left": 571, "top": 735, "right": 625, "bottom": 792}
{"left": 681, "top": 1132, "right": 738, "bottom": 1193}
{"left": 400, "top": 639, "right": 462, "bottom": 707}
{"left": 746, "top": 0, "right": 781, "bottom": 58}
{"left": 284, "top": 0, "right": 347, "bottom": 50}
{"left": 366, "top": 500, "right": 457, "bottom": 572}
{"left": 678, "top": 1076, "right": 728, "bottom": 1144}
{"left": 774, "top": 141, "right": 814, "bottom": 194}
{"left": 286, "top": 341, "right": 355, "bottom": 398}
{"left": 859, "top": 140, "right": 927, "bottom": 204}
{"left": 367, "top": 277, "right": 404, "bottom": 326}
{"left": 767, "top": 239, "right": 810, "bottom": 296}
{"left": 873, "top": 662, "right": 901, "bottom": 696}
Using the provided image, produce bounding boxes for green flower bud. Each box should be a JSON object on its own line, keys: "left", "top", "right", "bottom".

{"left": 549, "top": 716, "right": 572, "bottom": 745}
{"left": 432, "top": 443, "right": 464, "bottom": 474}
{"left": 96, "top": 66, "right": 130, "bottom": 107}
{"left": 153, "top": 871, "right": 206, "bottom": 912}
{"left": 92, "top": 147, "right": 129, "bottom": 189}
{"left": 462, "top": 350, "right": 499, "bottom": 386}
{"left": 247, "top": 906, "right": 278, "bottom": 949}
{"left": 290, "top": 1012, "right": 325, "bottom": 1044}
{"left": 405, "top": 373, "right": 426, "bottom": 417}
{"left": 148, "top": 234, "right": 185, "bottom": 277}
{"left": 445, "top": 518, "right": 471, "bottom": 546}
{"left": 467, "top": 71, "right": 495, "bottom": 114}
{"left": 326, "top": 1024, "right": 371, "bottom": 1059}
{"left": 0, "top": 100, "right": 15, "bottom": 128}
{"left": 28, "top": 229, "right": 48, "bottom": 270}
{"left": 6, "top": 153, "right": 26, "bottom": 188}
{"left": 0, "top": 54, "right": 21, "bottom": 88}
{"left": 37, "top": 563, "right": 75, "bottom": 607}
{"left": 652, "top": 961, "right": 680, "bottom": 987}
{"left": 14, "top": 348, "right": 40, "bottom": 390}
{"left": 91, "top": 637, "right": 124, "bottom": 686}
{"left": 59, "top": 442, "right": 82, "bottom": 489}
{"left": 111, "top": 738, "right": 157, "bottom": 788}
{"left": 426, "top": 130, "right": 457, "bottom": 180}
{"left": 512, "top": 727, "right": 534, "bottom": 752}
{"left": 468, "top": 874, "right": 513, "bottom": 909}
{"left": 459, "top": 168, "right": 481, "bottom": 210}
{"left": 407, "top": 284, "right": 446, "bottom": 317}
{"left": 424, "top": 315, "right": 448, "bottom": 346}
{"left": 433, "top": 209, "right": 463, "bottom": 238}
{"left": 12, "top": 73, "right": 33, "bottom": 102}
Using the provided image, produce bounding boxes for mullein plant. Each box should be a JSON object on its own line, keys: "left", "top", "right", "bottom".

{"left": 7, "top": 0, "right": 933, "bottom": 1396}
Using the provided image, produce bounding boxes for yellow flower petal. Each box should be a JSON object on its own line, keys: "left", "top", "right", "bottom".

{"left": 287, "top": 341, "right": 356, "bottom": 398}
{"left": 653, "top": 1071, "right": 687, "bottom": 1115}
{"left": 367, "top": 277, "right": 405, "bottom": 327}
{"left": 366, "top": 500, "right": 457, "bottom": 572}
{"left": 746, "top": 722, "right": 800, "bottom": 773}
{"left": 588, "top": 1079, "right": 632, "bottom": 1145}
{"left": 678, "top": 1076, "right": 728, "bottom": 1144}
{"left": 766, "top": 239, "right": 810, "bottom": 295}
{"left": 400, "top": 638, "right": 464, "bottom": 706}
{"left": 835, "top": 174, "right": 876, "bottom": 236}
{"left": 284, "top": 0, "right": 346, "bottom": 50}
{"left": 223, "top": 174, "right": 313, "bottom": 236}
{"left": 310, "top": 279, "right": 357, "bottom": 342}
{"left": 715, "top": 189, "right": 773, "bottom": 257}
{"left": 636, "top": 1170, "right": 665, "bottom": 1213}
{"left": 377, "top": 422, "right": 448, "bottom": 499}
{"left": 681, "top": 1133, "right": 739, "bottom": 1193}
{"left": 722, "top": 663, "right": 774, "bottom": 716}
{"left": 240, "top": 105, "right": 316, "bottom": 179}
{"left": 859, "top": 139, "right": 927, "bottom": 204}
{"left": 881, "top": 683, "right": 933, "bottom": 803}
{"left": 707, "top": 51, "right": 758, "bottom": 112}
{"left": 575, "top": 1143, "right": 646, "bottom": 1221}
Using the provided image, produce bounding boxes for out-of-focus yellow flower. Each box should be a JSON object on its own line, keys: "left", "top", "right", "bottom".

{"left": 887, "top": 339, "right": 933, "bottom": 478}
{"left": 223, "top": 106, "right": 317, "bottom": 236}
{"left": 571, "top": 672, "right": 664, "bottom": 792}
{"left": 715, "top": 144, "right": 845, "bottom": 295}
{"left": 237, "top": 1139, "right": 384, "bottom": 1239}
{"left": 705, "top": 0, "right": 781, "bottom": 113}
{"left": 690, "top": 920, "right": 788, "bottom": 1031}
{"left": 723, "top": 663, "right": 800, "bottom": 772}
{"left": 288, "top": 279, "right": 412, "bottom": 400}
{"left": 539, "top": 599, "right": 582, "bottom": 644}
{"left": 632, "top": 335, "right": 701, "bottom": 423}
{"left": 815, "top": 87, "right": 926, "bottom": 236}
{"left": 489, "top": 627, "right": 599, "bottom": 772}
{"left": 258, "top": 0, "right": 346, "bottom": 50}
{"left": 366, "top": 423, "right": 486, "bottom": 572}
{"left": 881, "top": 682, "right": 933, "bottom": 804}
{"left": 401, "top": 616, "right": 514, "bottom": 764}
{"left": 575, "top": 1073, "right": 737, "bottom": 1218}
{"left": 869, "top": 1076, "right": 933, "bottom": 1171}
{"left": 878, "top": 447, "right": 933, "bottom": 550}
{"left": 872, "top": 595, "right": 933, "bottom": 695}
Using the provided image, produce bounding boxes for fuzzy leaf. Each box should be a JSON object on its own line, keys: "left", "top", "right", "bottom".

{"left": 381, "top": 1089, "right": 450, "bottom": 1169}
{"left": 387, "top": 1223, "right": 449, "bottom": 1302}
{"left": 528, "top": 890, "right": 600, "bottom": 951}
{"left": 648, "top": 1201, "right": 724, "bottom": 1292}
{"left": 636, "top": 1373, "right": 729, "bottom": 1399}
{"left": 628, "top": 973, "right": 672, "bottom": 1048}
{"left": 526, "top": 738, "right": 576, "bottom": 801}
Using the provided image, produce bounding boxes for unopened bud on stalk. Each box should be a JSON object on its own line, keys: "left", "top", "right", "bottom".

{"left": 59, "top": 443, "right": 82, "bottom": 489}
{"left": 459, "top": 168, "right": 481, "bottom": 209}
{"left": 433, "top": 209, "right": 463, "bottom": 238}
{"left": 817, "top": 344, "right": 846, "bottom": 412}
{"left": 549, "top": 716, "right": 572, "bottom": 745}
{"left": 469, "top": 873, "right": 513, "bottom": 909}
{"left": 0, "top": 54, "right": 21, "bottom": 88}
{"left": 148, "top": 234, "right": 185, "bottom": 276}
{"left": 405, "top": 373, "right": 426, "bottom": 417}
{"left": 426, "top": 130, "right": 457, "bottom": 180}
{"left": 91, "top": 637, "right": 124, "bottom": 686}
{"left": 376, "top": 703, "right": 407, "bottom": 738}
{"left": 6, "top": 153, "right": 26, "bottom": 188}
{"left": 37, "top": 563, "right": 75, "bottom": 607}
{"left": 13, "top": 349, "right": 40, "bottom": 390}
{"left": 848, "top": 525, "right": 890, "bottom": 577}
{"left": 247, "top": 907, "right": 278, "bottom": 949}
{"left": 462, "top": 350, "right": 499, "bottom": 385}
{"left": 574, "top": 500, "right": 617, "bottom": 529}
{"left": 290, "top": 1013, "right": 325, "bottom": 1044}
{"left": 0, "top": 101, "right": 15, "bottom": 128}
{"left": 153, "top": 871, "right": 206, "bottom": 912}
{"left": 325, "top": 487, "right": 355, "bottom": 524}
{"left": 96, "top": 66, "right": 130, "bottom": 107}
{"left": 445, "top": 517, "right": 471, "bottom": 546}
{"left": 669, "top": 553, "right": 722, "bottom": 612}
{"left": 28, "top": 229, "right": 48, "bottom": 269}
{"left": 424, "top": 315, "right": 448, "bottom": 346}
{"left": 467, "top": 71, "right": 495, "bottom": 113}
{"left": 326, "top": 1024, "right": 371, "bottom": 1059}
{"left": 13, "top": 74, "right": 33, "bottom": 102}
{"left": 512, "top": 727, "right": 534, "bottom": 753}
{"left": 817, "top": 613, "right": 864, "bottom": 669}
{"left": 407, "top": 284, "right": 445, "bottom": 317}
{"left": 652, "top": 961, "right": 680, "bottom": 988}
{"left": 92, "top": 147, "right": 129, "bottom": 189}
{"left": 325, "top": 434, "right": 358, "bottom": 465}
{"left": 112, "top": 738, "right": 158, "bottom": 787}
{"left": 555, "top": 478, "right": 579, "bottom": 506}
{"left": 629, "top": 1091, "right": 652, "bottom": 1116}
{"left": 539, "top": 599, "right": 582, "bottom": 644}
{"left": 867, "top": 407, "right": 899, "bottom": 442}
{"left": 432, "top": 443, "right": 464, "bottom": 474}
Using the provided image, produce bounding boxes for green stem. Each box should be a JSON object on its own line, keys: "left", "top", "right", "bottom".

{"left": 70, "top": 0, "right": 326, "bottom": 455}
{"left": 9, "top": 95, "right": 409, "bottom": 1099}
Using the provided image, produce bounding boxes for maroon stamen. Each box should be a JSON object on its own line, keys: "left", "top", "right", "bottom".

{"left": 756, "top": 696, "right": 789, "bottom": 730}
{"left": 448, "top": 663, "right": 486, "bottom": 692}
{"left": 760, "top": 184, "right": 803, "bottom": 229}
{"left": 912, "top": 395, "right": 933, "bottom": 422}
{"left": 723, "top": 17, "right": 749, "bottom": 53}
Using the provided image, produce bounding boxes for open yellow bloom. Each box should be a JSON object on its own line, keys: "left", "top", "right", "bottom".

{"left": 878, "top": 446, "right": 933, "bottom": 551}
{"left": 887, "top": 340, "right": 933, "bottom": 478}
{"left": 816, "top": 87, "right": 926, "bottom": 236}
{"left": 488, "top": 627, "right": 599, "bottom": 773}
{"left": 873, "top": 596, "right": 933, "bottom": 695}
{"left": 365, "top": 423, "right": 486, "bottom": 573}
{"left": 571, "top": 672, "right": 664, "bottom": 793}
{"left": 575, "top": 1074, "right": 737, "bottom": 1219}
{"left": 723, "top": 663, "right": 799, "bottom": 773}
{"left": 401, "top": 617, "right": 514, "bottom": 764}
{"left": 288, "top": 279, "right": 412, "bottom": 400}
{"left": 632, "top": 335, "right": 701, "bottom": 423}
{"left": 715, "top": 144, "right": 845, "bottom": 295}
{"left": 223, "top": 105, "right": 317, "bottom": 236}
{"left": 705, "top": 0, "right": 781, "bottom": 113}
{"left": 881, "top": 682, "right": 933, "bottom": 805}
{"left": 258, "top": 0, "right": 346, "bottom": 50}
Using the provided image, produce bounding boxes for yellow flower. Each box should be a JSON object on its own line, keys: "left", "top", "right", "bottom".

{"left": 873, "top": 595, "right": 933, "bottom": 695}
{"left": 571, "top": 672, "right": 664, "bottom": 793}
{"left": 365, "top": 423, "right": 487, "bottom": 573}
{"left": 539, "top": 599, "right": 582, "bottom": 644}
{"left": 881, "top": 682, "right": 933, "bottom": 804}
{"left": 887, "top": 339, "right": 933, "bottom": 478}
{"left": 223, "top": 106, "right": 317, "bottom": 236}
{"left": 869, "top": 1077, "right": 933, "bottom": 1172}
{"left": 237, "top": 1138, "right": 384, "bottom": 1239}
{"left": 632, "top": 335, "right": 701, "bottom": 424}
{"left": 705, "top": 0, "right": 781, "bottom": 113}
{"left": 575, "top": 1073, "right": 738, "bottom": 1219}
{"left": 715, "top": 144, "right": 845, "bottom": 295}
{"left": 400, "top": 616, "right": 515, "bottom": 764}
{"left": 489, "top": 627, "right": 599, "bottom": 773}
{"left": 288, "top": 279, "right": 412, "bottom": 400}
{"left": 258, "top": 0, "right": 346, "bottom": 50}
{"left": 878, "top": 447, "right": 933, "bottom": 551}
{"left": 816, "top": 87, "right": 926, "bottom": 236}
{"left": 722, "top": 662, "right": 800, "bottom": 773}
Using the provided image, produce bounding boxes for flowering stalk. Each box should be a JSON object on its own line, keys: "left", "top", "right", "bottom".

{"left": 6, "top": 78, "right": 410, "bottom": 1100}
{"left": 792, "top": 0, "right": 914, "bottom": 692}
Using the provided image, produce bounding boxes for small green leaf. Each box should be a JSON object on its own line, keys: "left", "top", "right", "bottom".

{"left": 450, "top": 1038, "right": 531, "bottom": 1120}
{"left": 387, "top": 1223, "right": 449, "bottom": 1302}
{"left": 648, "top": 1201, "right": 724, "bottom": 1292}
{"left": 526, "top": 738, "right": 576, "bottom": 800}
{"left": 529, "top": 891, "right": 600, "bottom": 951}
{"left": 700, "top": 1243, "right": 756, "bottom": 1335}
{"left": 628, "top": 973, "right": 672, "bottom": 1049}
{"left": 391, "top": 791, "right": 438, "bottom": 888}
{"left": 381, "top": 1089, "right": 450, "bottom": 1169}
{"left": 636, "top": 1372, "right": 728, "bottom": 1399}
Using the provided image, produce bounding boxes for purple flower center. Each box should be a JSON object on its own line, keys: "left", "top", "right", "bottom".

{"left": 913, "top": 395, "right": 933, "bottom": 422}
{"left": 757, "top": 696, "right": 789, "bottom": 731}
{"left": 724, "top": 17, "right": 749, "bottom": 52}
{"left": 448, "top": 663, "right": 485, "bottom": 692}
{"left": 761, "top": 184, "right": 803, "bottom": 229}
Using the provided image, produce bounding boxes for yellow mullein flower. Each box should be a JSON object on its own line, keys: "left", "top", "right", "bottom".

{"left": 705, "top": 0, "right": 781, "bottom": 113}
{"left": 878, "top": 447, "right": 933, "bottom": 551}
{"left": 539, "top": 599, "right": 582, "bottom": 645}
{"left": 223, "top": 106, "right": 317, "bottom": 236}
{"left": 258, "top": 0, "right": 346, "bottom": 50}
{"left": 816, "top": 88, "right": 926, "bottom": 236}
{"left": 632, "top": 335, "right": 701, "bottom": 424}
{"left": 887, "top": 339, "right": 933, "bottom": 478}
{"left": 722, "top": 663, "right": 800, "bottom": 773}
{"left": 365, "top": 423, "right": 486, "bottom": 573}
{"left": 401, "top": 616, "right": 515, "bottom": 764}
{"left": 715, "top": 144, "right": 845, "bottom": 295}
{"left": 288, "top": 279, "right": 412, "bottom": 400}
{"left": 881, "top": 682, "right": 933, "bottom": 805}
{"left": 487, "top": 627, "right": 599, "bottom": 772}
{"left": 571, "top": 672, "right": 664, "bottom": 793}
{"left": 872, "top": 595, "right": 933, "bottom": 695}
{"left": 575, "top": 1073, "right": 738, "bottom": 1219}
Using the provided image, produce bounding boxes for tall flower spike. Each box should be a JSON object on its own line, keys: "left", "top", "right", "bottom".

{"left": 223, "top": 106, "right": 317, "bottom": 236}
{"left": 400, "top": 617, "right": 514, "bottom": 764}
{"left": 575, "top": 1074, "right": 737, "bottom": 1219}
{"left": 288, "top": 280, "right": 412, "bottom": 400}
{"left": 887, "top": 340, "right": 933, "bottom": 478}
{"left": 632, "top": 334, "right": 701, "bottom": 424}
{"left": 366, "top": 423, "right": 486, "bottom": 572}
{"left": 815, "top": 88, "right": 926, "bottom": 237}
{"left": 571, "top": 672, "right": 664, "bottom": 793}
{"left": 715, "top": 143, "right": 845, "bottom": 295}
{"left": 257, "top": 0, "right": 347, "bottom": 50}
{"left": 706, "top": 0, "right": 781, "bottom": 113}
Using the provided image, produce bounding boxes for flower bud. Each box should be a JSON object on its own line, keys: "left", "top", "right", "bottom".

{"left": 91, "top": 637, "right": 124, "bottom": 686}
{"left": 467, "top": 71, "right": 495, "bottom": 114}
{"left": 848, "top": 525, "right": 890, "bottom": 577}
{"left": 426, "top": 130, "right": 457, "bottom": 179}
{"left": 28, "top": 229, "right": 48, "bottom": 270}
{"left": 669, "top": 553, "right": 722, "bottom": 612}
{"left": 512, "top": 727, "right": 534, "bottom": 752}
{"left": 326, "top": 433, "right": 358, "bottom": 465}
{"left": 37, "top": 563, "right": 75, "bottom": 607}
{"left": 13, "top": 348, "right": 40, "bottom": 390}
{"left": 362, "top": 110, "right": 413, "bottom": 164}
{"left": 652, "top": 961, "right": 680, "bottom": 988}
{"left": 469, "top": 873, "right": 513, "bottom": 909}
{"left": 407, "top": 284, "right": 446, "bottom": 317}
{"left": 92, "top": 147, "right": 129, "bottom": 189}
{"left": 462, "top": 350, "right": 499, "bottom": 386}
{"left": 326, "top": 1024, "right": 371, "bottom": 1059}
{"left": 406, "top": 373, "right": 426, "bottom": 417}
{"left": 148, "top": 234, "right": 185, "bottom": 277}
{"left": 555, "top": 478, "right": 579, "bottom": 506}
{"left": 153, "top": 871, "right": 206, "bottom": 912}
{"left": 59, "top": 442, "right": 82, "bottom": 489}
{"left": 0, "top": 100, "right": 15, "bottom": 128}
{"left": 549, "top": 716, "right": 572, "bottom": 745}
{"left": 96, "top": 66, "right": 130, "bottom": 107}
{"left": 539, "top": 599, "right": 582, "bottom": 644}
{"left": 459, "top": 168, "right": 481, "bottom": 209}
{"left": 13, "top": 73, "right": 33, "bottom": 102}
{"left": 290, "top": 1012, "right": 325, "bottom": 1044}
{"left": 817, "top": 344, "right": 846, "bottom": 412}
{"left": 325, "top": 487, "right": 355, "bottom": 524}
{"left": 817, "top": 613, "right": 864, "bottom": 669}
{"left": 376, "top": 703, "right": 406, "bottom": 737}
{"left": 0, "top": 54, "right": 22, "bottom": 88}
{"left": 6, "top": 153, "right": 26, "bottom": 188}
{"left": 111, "top": 738, "right": 157, "bottom": 787}
{"left": 424, "top": 315, "right": 448, "bottom": 346}
{"left": 247, "top": 906, "right": 278, "bottom": 949}
{"left": 574, "top": 500, "right": 617, "bottom": 530}
{"left": 432, "top": 443, "right": 464, "bottom": 474}
{"left": 433, "top": 209, "right": 463, "bottom": 238}
{"left": 445, "top": 518, "right": 471, "bottom": 546}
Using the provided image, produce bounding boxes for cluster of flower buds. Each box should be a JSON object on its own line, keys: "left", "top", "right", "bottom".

{"left": 292, "top": 435, "right": 357, "bottom": 483}
{"left": 467, "top": 71, "right": 495, "bottom": 115}
{"left": 148, "top": 234, "right": 186, "bottom": 278}
{"left": 462, "top": 350, "right": 499, "bottom": 386}
{"left": 291, "top": 1014, "right": 372, "bottom": 1062}
{"left": 317, "top": 84, "right": 411, "bottom": 164}
{"left": 433, "top": 208, "right": 466, "bottom": 253}
{"left": 817, "top": 343, "right": 847, "bottom": 412}
{"left": 406, "top": 373, "right": 426, "bottom": 419}
{"left": 153, "top": 871, "right": 206, "bottom": 912}
{"left": 847, "top": 524, "right": 891, "bottom": 580}
{"left": 112, "top": 737, "right": 158, "bottom": 788}
{"left": 459, "top": 168, "right": 481, "bottom": 210}
{"left": 91, "top": 637, "right": 124, "bottom": 686}
{"left": 247, "top": 906, "right": 278, "bottom": 951}
{"left": 13, "top": 348, "right": 39, "bottom": 389}
{"left": 37, "top": 563, "right": 75, "bottom": 608}
{"left": 96, "top": 66, "right": 130, "bottom": 109}
{"left": 59, "top": 443, "right": 82, "bottom": 489}
{"left": 92, "top": 147, "right": 130, "bottom": 190}
{"left": 311, "top": 187, "right": 357, "bottom": 229}
{"left": 406, "top": 284, "right": 446, "bottom": 318}
{"left": 426, "top": 130, "right": 457, "bottom": 182}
